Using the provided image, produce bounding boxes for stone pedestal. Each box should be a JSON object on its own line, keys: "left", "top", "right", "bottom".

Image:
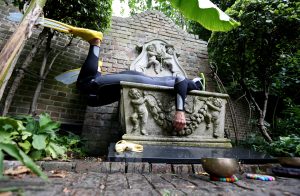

{"left": 120, "top": 81, "right": 232, "bottom": 148}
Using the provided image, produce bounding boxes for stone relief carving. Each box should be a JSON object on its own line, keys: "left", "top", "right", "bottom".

{"left": 184, "top": 97, "right": 223, "bottom": 138}
{"left": 146, "top": 44, "right": 162, "bottom": 74}
{"left": 128, "top": 88, "right": 224, "bottom": 138}
{"left": 130, "top": 39, "right": 187, "bottom": 77}
{"left": 128, "top": 88, "right": 149, "bottom": 135}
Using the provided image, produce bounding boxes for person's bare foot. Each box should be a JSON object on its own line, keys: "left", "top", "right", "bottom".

{"left": 173, "top": 111, "right": 186, "bottom": 131}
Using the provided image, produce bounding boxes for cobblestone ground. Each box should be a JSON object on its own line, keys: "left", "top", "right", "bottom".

{"left": 1, "top": 161, "right": 299, "bottom": 196}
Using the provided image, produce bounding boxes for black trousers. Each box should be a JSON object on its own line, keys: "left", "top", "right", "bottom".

{"left": 76, "top": 45, "right": 199, "bottom": 110}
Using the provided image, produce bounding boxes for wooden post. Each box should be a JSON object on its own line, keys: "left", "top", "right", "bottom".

{"left": 0, "top": 0, "right": 47, "bottom": 101}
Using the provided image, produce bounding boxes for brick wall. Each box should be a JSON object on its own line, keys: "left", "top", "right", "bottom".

{"left": 0, "top": 1, "right": 88, "bottom": 126}
{"left": 0, "top": 2, "right": 253, "bottom": 155}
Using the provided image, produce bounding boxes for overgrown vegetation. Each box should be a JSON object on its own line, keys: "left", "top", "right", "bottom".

{"left": 208, "top": 0, "right": 300, "bottom": 145}
{"left": 241, "top": 134, "right": 300, "bottom": 157}
{"left": 0, "top": 113, "right": 85, "bottom": 179}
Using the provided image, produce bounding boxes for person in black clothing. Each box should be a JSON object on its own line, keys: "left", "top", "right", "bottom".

{"left": 71, "top": 30, "right": 203, "bottom": 132}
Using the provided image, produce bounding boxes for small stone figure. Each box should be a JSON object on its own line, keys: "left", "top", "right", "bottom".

{"left": 162, "top": 44, "right": 175, "bottom": 74}
{"left": 128, "top": 88, "right": 149, "bottom": 135}
{"left": 203, "top": 97, "right": 222, "bottom": 138}
{"left": 146, "top": 44, "right": 162, "bottom": 74}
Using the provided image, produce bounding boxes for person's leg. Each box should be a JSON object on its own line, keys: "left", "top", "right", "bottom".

{"left": 76, "top": 45, "right": 100, "bottom": 84}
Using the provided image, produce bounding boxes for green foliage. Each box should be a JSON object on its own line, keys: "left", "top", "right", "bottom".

{"left": 0, "top": 143, "right": 47, "bottom": 179}
{"left": 239, "top": 133, "right": 270, "bottom": 153}
{"left": 0, "top": 113, "right": 66, "bottom": 160}
{"left": 270, "top": 135, "right": 300, "bottom": 157}
{"left": 208, "top": 0, "right": 300, "bottom": 139}
{"left": 13, "top": 0, "right": 113, "bottom": 31}
{"left": 165, "top": 0, "right": 240, "bottom": 32}
{"left": 209, "top": 0, "right": 300, "bottom": 95}
{"left": 122, "top": 0, "right": 239, "bottom": 40}
{"left": 0, "top": 116, "right": 47, "bottom": 179}
{"left": 274, "top": 103, "right": 300, "bottom": 138}
{"left": 240, "top": 133, "right": 300, "bottom": 157}
{"left": 0, "top": 113, "right": 85, "bottom": 179}
{"left": 57, "top": 132, "right": 86, "bottom": 158}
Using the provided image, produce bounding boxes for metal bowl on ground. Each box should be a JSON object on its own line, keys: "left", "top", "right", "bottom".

{"left": 277, "top": 157, "right": 300, "bottom": 168}
{"left": 201, "top": 158, "right": 239, "bottom": 177}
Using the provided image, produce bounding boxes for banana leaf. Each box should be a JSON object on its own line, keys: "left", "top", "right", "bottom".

{"left": 165, "top": 0, "right": 240, "bottom": 31}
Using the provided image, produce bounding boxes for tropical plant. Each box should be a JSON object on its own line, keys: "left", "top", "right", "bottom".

{"left": 122, "top": 0, "right": 239, "bottom": 33}
{"left": 208, "top": 0, "right": 300, "bottom": 142}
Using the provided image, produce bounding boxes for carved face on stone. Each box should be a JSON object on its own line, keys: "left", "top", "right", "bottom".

{"left": 146, "top": 44, "right": 155, "bottom": 52}
{"left": 129, "top": 88, "right": 142, "bottom": 99}
{"left": 166, "top": 45, "right": 174, "bottom": 55}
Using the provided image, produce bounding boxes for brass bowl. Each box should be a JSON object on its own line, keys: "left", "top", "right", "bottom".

{"left": 277, "top": 157, "right": 300, "bottom": 168}
{"left": 201, "top": 158, "right": 239, "bottom": 177}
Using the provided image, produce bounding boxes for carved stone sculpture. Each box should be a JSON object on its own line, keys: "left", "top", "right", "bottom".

{"left": 128, "top": 88, "right": 149, "bottom": 135}
{"left": 119, "top": 39, "right": 232, "bottom": 148}
{"left": 130, "top": 39, "right": 187, "bottom": 77}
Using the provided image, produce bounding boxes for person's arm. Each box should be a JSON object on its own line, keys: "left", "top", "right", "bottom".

{"left": 173, "top": 76, "right": 200, "bottom": 131}
{"left": 173, "top": 76, "right": 188, "bottom": 131}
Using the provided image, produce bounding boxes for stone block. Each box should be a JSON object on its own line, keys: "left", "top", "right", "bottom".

{"left": 127, "top": 162, "right": 150, "bottom": 173}
{"left": 151, "top": 163, "right": 172, "bottom": 174}
{"left": 120, "top": 82, "right": 231, "bottom": 148}
{"left": 41, "top": 161, "right": 75, "bottom": 172}
{"left": 172, "top": 164, "right": 193, "bottom": 174}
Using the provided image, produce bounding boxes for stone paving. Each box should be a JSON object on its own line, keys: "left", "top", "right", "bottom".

{"left": 1, "top": 160, "right": 299, "bottom": 196}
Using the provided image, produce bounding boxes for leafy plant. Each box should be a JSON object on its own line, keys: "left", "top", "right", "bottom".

{"left": 5, "top": 113, "right": 67, "bottom": 160}
{"left": 239, "top": 133, "right": 270, "bottom": 153}
{"left": 0, "top": 117, "right": 47, "bottom": 179}
{"left": 270, "top": 135, "right": 300, "bottom": 157}
{"left": 57, "top": 132, "right": 86, "bottom": 159}
{"left": 208, "top": 0, "right": 300, "bottom": 142}
{"left": 240, "top": 134, "right": 300, "bottom": 157}
{"left": 0, "top": 113, "right": 85, "bottom": 179}
{"left": 274, "top": 103, "right": 300, "bottom": 138}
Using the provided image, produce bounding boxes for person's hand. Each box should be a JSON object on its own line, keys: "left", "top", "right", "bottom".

{"left": 173, "top": 111, "right": 186, "bottom": 131}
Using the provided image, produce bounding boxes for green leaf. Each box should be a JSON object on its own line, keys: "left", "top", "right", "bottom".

{"left": 0, "top": 117, "right": 25, "bottom": 131}
{"left": 18, "top": 140, "right": 31, "bottom": 154}
{"left": 46, "top": 142, "right": 66, "bottom": 159}
{"left": 165, "top": 0, "right": 240, "bottom": 31}
{"left": 0, "top": 130, "right": 12, "bottom": 143}
{"left": 21, "top": 131, "right": 32, "bottom": 140}
{"left": 38, "top": 113, "right": 52, "bottom": 128}
{"left": 0, "top": 150, "right": 4, "bottom": 178}
{"left": 40, "top": 122, "right": 60, "bottom": 134}
{"left": 18, "top": 150, "right": 47, "bottom": 180}
{"left": 32, "top": 134, "right": 47, "bottom": 150}
{"left": 29, "top": 150, "right": 43, "bottom": 161}
{"left": 0, "top": 143, "right": 23, "bottom": 161}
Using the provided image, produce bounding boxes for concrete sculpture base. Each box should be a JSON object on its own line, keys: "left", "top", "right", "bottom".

{"left": 120, "top": 82, "right": 232, "bottom": 148}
